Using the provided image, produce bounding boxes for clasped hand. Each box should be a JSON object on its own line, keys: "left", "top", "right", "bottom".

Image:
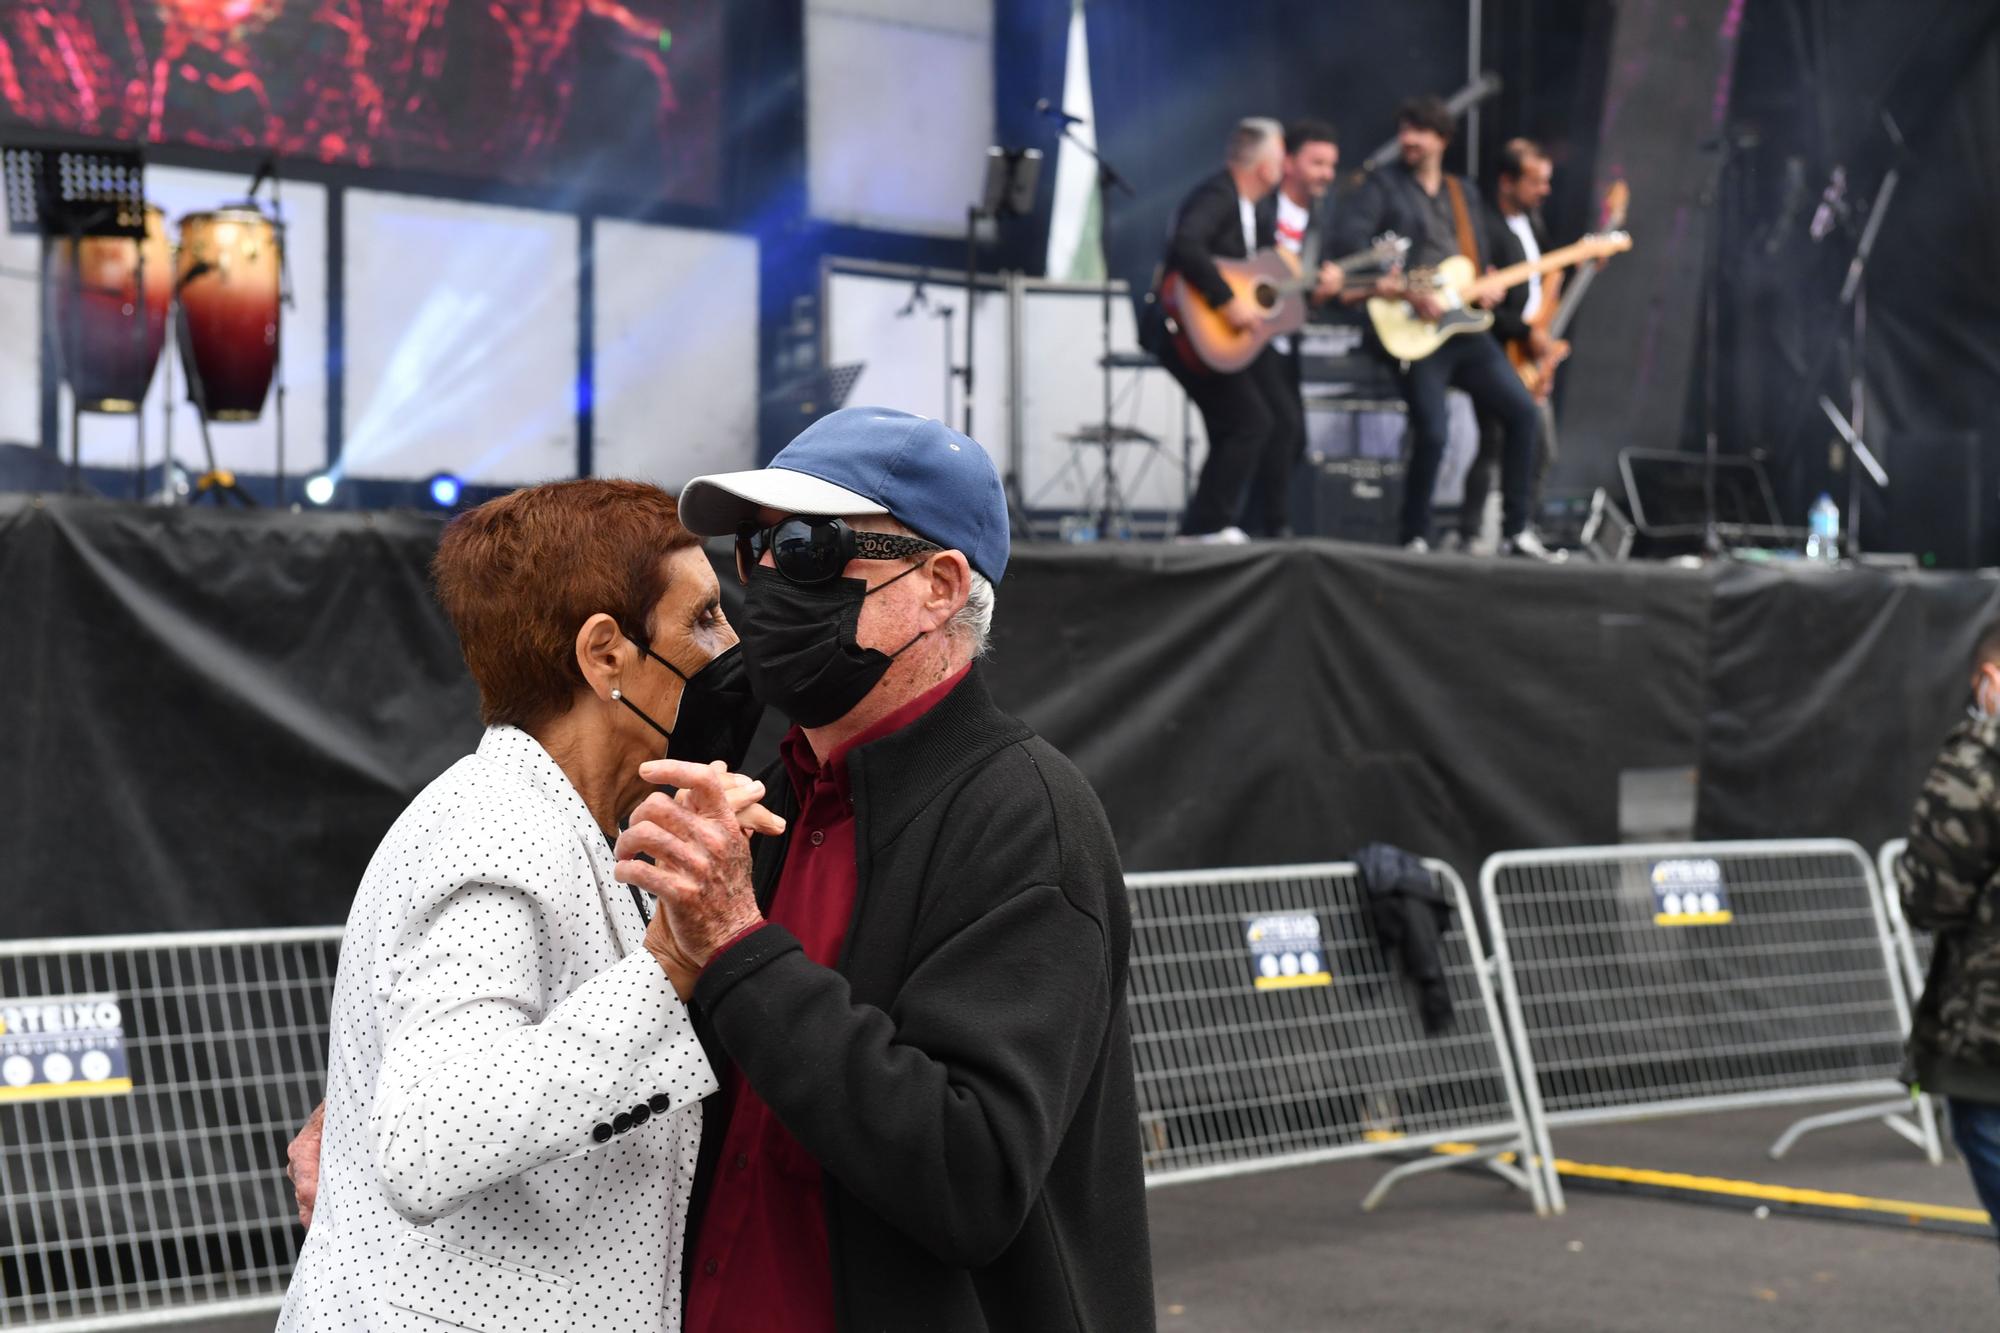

{"left": 616, "top": 759, "right": 784, "bottom": 998}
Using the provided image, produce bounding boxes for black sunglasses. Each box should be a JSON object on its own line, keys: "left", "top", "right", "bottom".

{"left": 735, "top": 516, "right": 942, "bottom": 586}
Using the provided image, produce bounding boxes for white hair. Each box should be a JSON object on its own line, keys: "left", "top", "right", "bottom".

{"left": 1228, "top": 117, "right": 1285, "bottom": 167}
{"left": 947, "top": 571, "right": 995, "bottom": 659}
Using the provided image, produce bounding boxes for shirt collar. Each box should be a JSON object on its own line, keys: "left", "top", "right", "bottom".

{"left": 780, "top": 665, "right": 973, "bottom": 805}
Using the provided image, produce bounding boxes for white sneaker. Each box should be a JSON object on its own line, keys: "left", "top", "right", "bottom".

{"left": 1403, "top": 536, "right": 1430, "bottom": 554}
{"left": 1503, "top": 528, "right": 1565, "bottom": 562}
{"left": 1174, "top": 527, "right": 1250, "bottom": 546}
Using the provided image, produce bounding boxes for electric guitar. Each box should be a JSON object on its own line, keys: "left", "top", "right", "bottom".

{"left": 1367, "top": 231, "right": 1632, "bottom": 364}
{"left": 1508, "top": 181, "right": 1630, "bottom": 398}
{"left": 1162, "top": 233, "right": 1409, "bottom": 373}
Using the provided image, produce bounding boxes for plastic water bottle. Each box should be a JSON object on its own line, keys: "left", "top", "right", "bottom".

{"left": 1806, "top": 494, "right": 1841, "bottom": 564}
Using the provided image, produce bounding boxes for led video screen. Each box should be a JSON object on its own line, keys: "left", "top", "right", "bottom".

{"left": 0, "top": 1, "right": 721, "bottom": 205}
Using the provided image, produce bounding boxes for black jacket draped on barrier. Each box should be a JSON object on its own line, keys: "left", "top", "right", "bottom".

{"left": 5, "top": 496, "right": 1998, "bottom": 935}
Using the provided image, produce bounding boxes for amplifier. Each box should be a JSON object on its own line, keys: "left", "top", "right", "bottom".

{"left": 1292, "top": 456, "right": 1405, "bottom": 544}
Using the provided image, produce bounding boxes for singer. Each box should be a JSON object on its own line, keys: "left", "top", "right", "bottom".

{"left": 276, "top": 479, "right": 779, "bottom": 1333}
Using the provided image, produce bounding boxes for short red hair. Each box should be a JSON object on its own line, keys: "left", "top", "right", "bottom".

{"left": 433, "top": 479, "right": 700, "bottom": 730}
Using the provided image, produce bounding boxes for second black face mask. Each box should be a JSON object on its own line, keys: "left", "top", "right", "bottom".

{"left": 739, "top": 563, "right": 923, "bottom": 728}
{"left": 621, "top": 640, "right": 765, "bottom": 771}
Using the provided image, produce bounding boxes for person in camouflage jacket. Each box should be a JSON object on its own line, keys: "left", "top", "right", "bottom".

{"left": 1901, "top": 623, "right": 2000, "bottom": 1236}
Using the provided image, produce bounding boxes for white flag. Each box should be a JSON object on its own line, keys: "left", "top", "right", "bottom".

{"left": 1043, "top": 0, "right": 1104, "bottom": 283}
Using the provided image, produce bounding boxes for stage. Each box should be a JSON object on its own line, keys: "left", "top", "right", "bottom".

{"left": 3, "top": 494, "right": 1993, "bottom": 937}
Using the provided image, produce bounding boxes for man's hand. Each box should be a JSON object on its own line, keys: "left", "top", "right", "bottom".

{"left": 285, "top": 1102, "right": 326, "bottom": 1228}
{"left": 673, "top": 760, "right": 787, "bottom": 838}
{"left": 1527, "top": 327, "right": 1555, "bottom": 359}
{"left": 644, "top": 903, "right": 704, "bottom": 1001}
{"left": 1467, "top": 276, "right": 1505, "bottom": 309}
{"left": 618, "top": 760, "right": 764, "bottom": 968}
{"left": 1219, "top": 294, "right": 1263, "bottom": 332}
{"left": 1311, "top": 261, "right": 1344, "bottom": 303}
{"left": 1407, "top": 288, "right": 1447, "bottom": 322}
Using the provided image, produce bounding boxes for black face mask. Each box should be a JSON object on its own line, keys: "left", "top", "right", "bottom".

{"left": 613, "top": 640, "right": 764, "bottom": 771}
{"left": 739, "top": 562, "right": 926, "bottom": 728}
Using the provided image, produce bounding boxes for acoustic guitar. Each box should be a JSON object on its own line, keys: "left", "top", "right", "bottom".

{"left": 1508, "top": 181, "right": 1630, "bottom": 398}
{"left": 1162, "top": 233, "right": 1409, "bottom": 373}
{"left": 1366, "top": 231, "right": 1632, "bottom": 364}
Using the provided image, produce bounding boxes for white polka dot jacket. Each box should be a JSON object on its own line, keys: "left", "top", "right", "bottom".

{"left": 686, "top": 665, "right": 1157, "bottom": 1331}
{"left": 278, "top": 725, "right": 717, "bottom": 1333}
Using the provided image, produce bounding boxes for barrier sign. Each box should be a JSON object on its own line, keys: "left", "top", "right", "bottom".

{"left": 0, "top": 993, "right": 133, "bottom": 1102}
{"left": 1651, "top": 858, "right": 1733, "bottom": 926}
{"left": 1245, "top": 914, "right": 1333, "bottom": 990}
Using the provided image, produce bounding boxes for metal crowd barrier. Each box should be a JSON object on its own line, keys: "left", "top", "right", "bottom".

{"left": 1877, "top": 839, "right": 1931, "bottom": 990}
{"left": 1481, "top": 840, "right": 1939, "bottom": 1212}
{"left": 1126, "top": 861, "right": 1547, "bottom": 1215}
{"left": 1, "top": 928, "right": 341, "bottom": 1330}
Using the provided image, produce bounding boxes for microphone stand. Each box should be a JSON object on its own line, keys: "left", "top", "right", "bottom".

{"left": 1051, "top": 118, "right": 1135, "bottom": 539}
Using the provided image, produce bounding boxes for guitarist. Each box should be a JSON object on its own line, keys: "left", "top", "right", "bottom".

{"left": 1459, "top": 137, "right": 1559, "bottom": 550}
{"left": 1334, "top": 96, "right": 1550, "bottom": 557}
{"left": 1151, "top": 118, "right": 1335, "bottom": 543}
{"left": 1241, "top": 117, "right": 1345, "bottom": 537}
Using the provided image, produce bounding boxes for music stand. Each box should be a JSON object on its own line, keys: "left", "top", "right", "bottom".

{"left": 4, "top": 142, "right": 150, "bottom": 496}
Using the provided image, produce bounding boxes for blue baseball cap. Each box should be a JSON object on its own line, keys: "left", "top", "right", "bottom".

{"left": 678, "top": 407, "right": 1010, "bottom": 582}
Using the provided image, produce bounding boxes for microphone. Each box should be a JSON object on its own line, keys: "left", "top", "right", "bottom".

{"left": 896, "top": 278, "right": 928, "bottom": 317}
{"left": 1035, "top": 98, "right": 1085, "bottom": 128}
{"left": 175, "top": 259, "right": 215, "bottom": 293}
{"left": 1809, "top": 165, "right": 1848, "bottom": 242}
{"left": 247, "top": 156, "right": 275, "bottom": 201}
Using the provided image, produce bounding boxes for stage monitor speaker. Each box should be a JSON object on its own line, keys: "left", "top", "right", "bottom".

{"left": 1292, "top": 457, "right": 1404, "bottom": 545}
{"left": 1879, "top": 431, "right": 1983, "bottom": 570}
{"left": 1618, "top": 448, "right": 1790, "bottom": 543}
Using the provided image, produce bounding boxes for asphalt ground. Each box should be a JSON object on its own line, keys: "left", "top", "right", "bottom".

{"left": 1151, "top": 1105, "right": 1996, "bottom": 1331}
{"left": 210, "top": 1106, "right": 1997, "bottom": 1333}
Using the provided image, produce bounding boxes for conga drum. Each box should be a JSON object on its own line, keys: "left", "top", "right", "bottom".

{"left": 50, "top": 204, "right": 171, "bottom": 413}
{"left": 176, "top": 208, "right": 280, "bottom": 421}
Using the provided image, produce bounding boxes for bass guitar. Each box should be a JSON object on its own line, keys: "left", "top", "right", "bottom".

{"left": 1508, "top": 181, "right": 1629, "bottom": 398}
{"left": 1162, "top": 233, "right": 1409, "bottom": 373}
{"left": 1367, "top": 231, "right": 1631, "bottom": 364}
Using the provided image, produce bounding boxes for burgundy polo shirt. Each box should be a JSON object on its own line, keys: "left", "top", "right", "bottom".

{"left": 683, "top": 666, "right": 971, "bottom": 1333}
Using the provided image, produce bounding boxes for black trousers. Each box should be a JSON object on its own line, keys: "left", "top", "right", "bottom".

{"left": 1240, "top": 345, "right": 1307, "bottom": 538}
{"left": 1167, "top": 345, "right": 1296, "bottom": 536}
{"left": 1462, "top": 397, "right": 1558, "bottom": 541}
{"left": 1391, "top": 331, "right": 1540, "bottom": 545}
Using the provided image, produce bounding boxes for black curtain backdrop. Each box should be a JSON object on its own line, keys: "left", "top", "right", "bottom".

{"left": 1710, "top": 1, "right": 2000, "bottom": 535}
{"left": 6, "top": 497, "right": 1995, "bottom": 938}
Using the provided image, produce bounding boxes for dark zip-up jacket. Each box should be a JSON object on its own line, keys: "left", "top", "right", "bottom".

{"left": 686, "top": 665, "right": 1156, "bottom": 1331}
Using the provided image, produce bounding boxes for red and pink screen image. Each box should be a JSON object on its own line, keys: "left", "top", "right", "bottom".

{"left": 0, "top": 0, "right": 722, "bottom": 204}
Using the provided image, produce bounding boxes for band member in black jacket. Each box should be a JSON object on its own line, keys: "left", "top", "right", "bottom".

{"left": 1242, "top": 118, "right": 1344, "bottom": 537}
{"left": 1335, "top": 97, "right": 1552, "bottom": 557}
{"left": 1151, "top": 118, "right": 1291, "bottom": 543}
{"left": 1460, "top": 139, "right": 1559, "bottom": 550}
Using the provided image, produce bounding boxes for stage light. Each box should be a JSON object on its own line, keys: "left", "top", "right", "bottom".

{"left": 427, "top": 472, "right": 464, "bottom": 508}
{"left": 304, "top": 473, "right": 337, "bottom": 506}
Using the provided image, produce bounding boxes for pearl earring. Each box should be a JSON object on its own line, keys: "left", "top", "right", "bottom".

{"left": 610, "top": 688, "right": 623, "bottom": 702}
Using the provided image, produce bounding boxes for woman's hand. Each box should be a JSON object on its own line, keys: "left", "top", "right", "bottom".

{"left": 652, "top": 759, "right": 787, "bottom": 838}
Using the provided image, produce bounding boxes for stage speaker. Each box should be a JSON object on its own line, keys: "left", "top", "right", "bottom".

{"left": 1292, "top": 457, "right": 1404, "bottom": 544}
{"left": 1880, "top": 431, "right": 1984, "bottom": 570}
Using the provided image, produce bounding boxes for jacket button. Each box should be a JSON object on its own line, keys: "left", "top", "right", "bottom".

{"left": 702, "top": 1258, "right": 719, "bottom": 1277}
{"left": 809, "top": 830, "right": 825, "bottom": 846}
{"left": 613, "top": 1112, "right": 633, "bottom": 1134}
{"left": 649, "top": 1093, "right": 671, "bottom": 1114}
{"left": 592, "top": 1123, "right": 613, "bottom": 1143}
{"left": 631, "top": 1103, "right": 651, "bottom": 1126}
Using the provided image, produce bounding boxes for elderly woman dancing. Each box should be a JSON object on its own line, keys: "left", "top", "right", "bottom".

{"left": 278, "top": 478, "right": 774, "bottom": 1333}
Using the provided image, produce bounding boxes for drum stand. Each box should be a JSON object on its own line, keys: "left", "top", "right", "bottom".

{"left": 173, "top": 264, "right": 254, "bottom": 507}
{"left": 2, "top": 142, "right": 151, "bottom": 497}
